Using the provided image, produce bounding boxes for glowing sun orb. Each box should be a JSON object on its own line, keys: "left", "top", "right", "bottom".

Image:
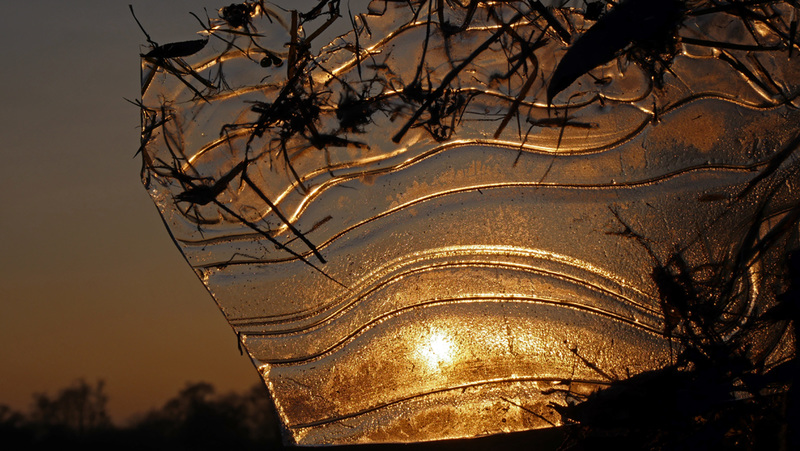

{"left": 417, "top": 329, "right": 456, "bottom": 370}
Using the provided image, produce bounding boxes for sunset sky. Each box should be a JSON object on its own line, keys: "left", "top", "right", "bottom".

{"left": 0, "top": 0, "right": 323, "bottom": 423}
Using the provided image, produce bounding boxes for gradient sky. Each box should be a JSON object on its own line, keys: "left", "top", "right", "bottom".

{"left": 0, "top": 0, "right": 322, "bottom": 423}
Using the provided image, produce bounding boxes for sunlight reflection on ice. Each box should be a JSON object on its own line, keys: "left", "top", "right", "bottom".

{"left": 416, "top": 328, "right": 457, "bottom": 371}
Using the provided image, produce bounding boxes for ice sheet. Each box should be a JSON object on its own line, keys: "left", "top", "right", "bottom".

{"left": 138, "top": 0, "right": 800, "bottom": 444}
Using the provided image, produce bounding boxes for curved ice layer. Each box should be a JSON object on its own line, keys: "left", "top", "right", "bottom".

{"left": 139, "top": 0, "right": 800, "bottom": 445}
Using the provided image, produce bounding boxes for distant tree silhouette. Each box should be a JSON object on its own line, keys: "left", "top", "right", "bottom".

{"left": 29, "top": 379, "right": 111, "bottom": 436}
{"left": 130, "top": 382, "right": 282, "bottom": 450}
{"left": 0, "top": 380, "right": 283, "bottom": 450}
{"left": 237, "top": 383, "right": 283, "bottom": 446}
{"left": 0, "top": 404, "right": 32, "bottom": 446}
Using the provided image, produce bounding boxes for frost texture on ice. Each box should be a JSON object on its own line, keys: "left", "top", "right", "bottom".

{"left": 138, "top": 0, "right": 800, "bottom": 445}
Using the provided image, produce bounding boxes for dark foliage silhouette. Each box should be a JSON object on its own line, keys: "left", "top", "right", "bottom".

{"left": 0, "top": 381, "right": 282, "bottom": 450}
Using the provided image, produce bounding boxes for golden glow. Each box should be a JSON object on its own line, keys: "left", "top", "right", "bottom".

{"left": 416, "top": 328, "right": 457, "bottom": 370}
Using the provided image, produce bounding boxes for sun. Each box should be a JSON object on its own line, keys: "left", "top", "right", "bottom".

{"left": 416, "top": 329, "right": 457, "bottom": 371}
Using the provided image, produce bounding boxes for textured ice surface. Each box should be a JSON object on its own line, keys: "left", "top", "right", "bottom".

{"left": 138, "top": 0, "right": 800, "bottom": 444}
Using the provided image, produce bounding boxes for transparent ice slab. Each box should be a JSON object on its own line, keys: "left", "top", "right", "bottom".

{"left": 138, "top": 0, "right": 800, "bottom": 445}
